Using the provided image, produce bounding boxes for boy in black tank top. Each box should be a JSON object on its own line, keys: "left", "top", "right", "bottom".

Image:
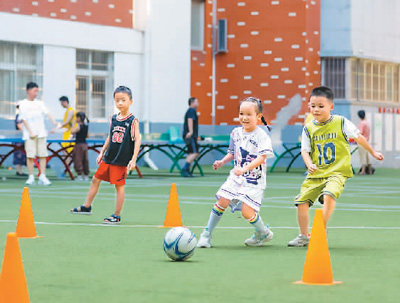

{"left": 70, "top": 86, "right": 141, "bottom": 224}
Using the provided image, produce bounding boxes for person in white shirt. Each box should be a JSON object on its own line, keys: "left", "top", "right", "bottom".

{"left": 19, "top": 82, "right": 59, "bottom": 186}
{"left": 197, "top": 97, "right": 275, "bottom": 248}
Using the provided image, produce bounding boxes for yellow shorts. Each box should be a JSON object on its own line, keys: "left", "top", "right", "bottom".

{"left": 25, "top": 137, "right": 48, "bottom": 158}
{"left": 294, "top": 174, "right": 348, "bottom": 206}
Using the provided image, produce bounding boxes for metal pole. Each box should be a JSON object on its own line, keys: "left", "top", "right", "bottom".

{"left": 211, "top": 0, "right": 217, "bottom": 126}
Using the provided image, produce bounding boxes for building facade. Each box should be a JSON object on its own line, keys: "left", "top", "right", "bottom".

{"left": 1, "top": 0, "right": 399, "bottom": 168}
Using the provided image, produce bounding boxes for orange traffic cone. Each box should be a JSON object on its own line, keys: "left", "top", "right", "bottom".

{"left": 0, "top": 233, "right": 30, "bottom": 303}
{"left": 16, "top": 187, "right": 41, "bottom": 238}
{"left": 163, "top": 183, "right": 183, "bottom": 227}
{"left": 294, "top": 209, "right": 342, "bottom": 285}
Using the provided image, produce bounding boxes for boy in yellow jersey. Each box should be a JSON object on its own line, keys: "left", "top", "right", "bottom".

{"left": 288, "top": 86, "right": 384, "bottom": 247}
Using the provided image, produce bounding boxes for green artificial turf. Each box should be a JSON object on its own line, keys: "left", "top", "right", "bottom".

{"left": 0, "top": 167, "right": 399, "bottom": 302}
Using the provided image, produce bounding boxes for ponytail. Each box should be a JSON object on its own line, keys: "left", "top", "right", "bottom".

{"left": 261, "top": 116, "right": 271, "bottom": 131}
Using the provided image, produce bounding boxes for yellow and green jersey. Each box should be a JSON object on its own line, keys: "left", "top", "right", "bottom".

{"left": 303, "top": 115, "right": 356, "bottom": 178}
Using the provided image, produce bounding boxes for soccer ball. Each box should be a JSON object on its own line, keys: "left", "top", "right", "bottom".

{"left": 163, "top": 227, "right": 197, "bottom": 261}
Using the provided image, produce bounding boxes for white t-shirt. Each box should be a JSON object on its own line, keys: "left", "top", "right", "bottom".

{"left": 301, "top": 116, "right": 360, "bottom": 152}
{"left": 19, "top": 99, "right": 49, "bottom": 140}
{"left": 227, "top": 126, "right": 274, "bottom": 189}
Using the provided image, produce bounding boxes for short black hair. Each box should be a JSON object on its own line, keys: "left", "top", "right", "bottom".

{"left": 59, "top": 96, "right": 69, "bottom": 103}
{"left": 26, "top": 82, "right": 38, "bottom": 91}
{"left": 358, "top": 110, "right": 366, "bottom": 119}
{"left": 114, "top": 86, "right": 132, "bottom": 99}
{"left": 188, "top": 97, "right": 197, "bottom": 106}
{"left": 310, "top": 86, "right": 334, "bottom": 102}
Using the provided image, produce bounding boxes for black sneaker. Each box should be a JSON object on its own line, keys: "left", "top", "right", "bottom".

{"left": 70, "top": 205, "right": 92, "bottom": 215}
{"left": 103, "top": 214, "right": 121, "bottom": 224}
{"left": 16, "top": 172, "right": 28, "bottom": 177}
{"left": 181, "top": 168, "right": 192, "bottom": 177}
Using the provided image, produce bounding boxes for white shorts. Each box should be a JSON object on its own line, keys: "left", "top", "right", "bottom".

{"left": 25, "top": 137, "right": 48, "bottom": 158}
{"left": 216, "top": 177, "right": 264, "bottom": 213}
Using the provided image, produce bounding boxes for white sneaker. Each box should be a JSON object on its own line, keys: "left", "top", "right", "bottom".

{"left": 288, "top": 234, "right": 310, "bottom": 247}
{"left": 25, "top": 175, "right": 35, "bottom": 185}
{"left": 245, "top": 229, "right": 274, "bottom": 247}
{"left": 83, "top": 175, "right": 90, "bottom": 181}
{"left": 38, "top": 175, "right": 51, "bottom": 186}
{"left": 75, "top": 175, "right": 84, "bottom": 181}
{"left": 197, "top": 230, "right": 212, "bottom": 248}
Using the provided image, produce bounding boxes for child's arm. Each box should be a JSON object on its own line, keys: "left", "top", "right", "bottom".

{"left": 301, "top": 150, "right": 318, "bottom": 174}
{"left": 97, "top": 135, "right": 110, "bottom": 165}
{"left": 234, "top": 154, "right": 267, "bottom": 176}
{"left": 127, "top": 119, "right": 141, "bottom": 171}
{"left": 354, "top": 134, "right": 384, "bottom": 160}
{"left": 213, "top": 153, "right": 234, "bottom": 170}
{"left": 22, "top": 120, "right": 36, "bottom": 139}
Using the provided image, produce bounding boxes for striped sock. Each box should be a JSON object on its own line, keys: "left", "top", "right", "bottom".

{"left": 205, "top": 203, "right": 226, "bottom": 233}
{"left": 248, "top": 213, "right": 267, "bottom": 233}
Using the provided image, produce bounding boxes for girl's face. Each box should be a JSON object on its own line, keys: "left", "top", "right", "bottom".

{"left": 76, "top": 116, "right": 82, "bottom": 123}
{"left": 239, "top": 101, "right": 261, "bottom": 132}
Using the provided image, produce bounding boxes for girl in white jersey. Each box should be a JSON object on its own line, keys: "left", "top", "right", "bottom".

{"left": 197, "top": 97, "right": 275, "bottom": 248}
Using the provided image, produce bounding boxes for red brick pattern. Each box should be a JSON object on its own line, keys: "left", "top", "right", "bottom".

{"left": 191, "top": 0, "right": 321, "bottom": 125}
{"left": 0, "top": 0, "right": 133, "bottom": 28}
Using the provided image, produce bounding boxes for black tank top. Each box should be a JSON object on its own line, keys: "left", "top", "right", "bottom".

{"left": 104, "top": 113, "right": 136, "bottom": 166}
{"left": 75, "top": 124, "right": 88, "bottom": 144}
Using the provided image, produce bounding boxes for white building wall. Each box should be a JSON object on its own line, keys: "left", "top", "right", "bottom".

{"left": 114, "top": 52, "right": 143, "bottom": 118}
{"left": 351, "top": 0, "right": 400, "bottom": 63}
{"left": 146, "top": 0, "right": 191, "bottom": 124}
{"left": 0, "top": 12, "right": 142, "bottom": 54}
{"left": 42, "top": 46, "right": 76, "bottom": 119}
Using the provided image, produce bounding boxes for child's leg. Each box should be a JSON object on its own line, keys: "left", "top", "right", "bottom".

{"left": 83, "top": 176, "right": 102, "bottom": 207}
{"left": 204, "top": 197, "right": 230, "bottom": 233}
{"left": 297, "top": 203, "right": 310, "bottom": 236}
{"left": 114, "top": 184, "right": 125, "bottom": 216}
{"left": 322, "top": 195, "right": 335, "bottom": 225}
{"left": 242, "top": 203, "right": 268, "bottom": 233}
{"left": 243, "top": 203, "right": 273, "bottom": 246}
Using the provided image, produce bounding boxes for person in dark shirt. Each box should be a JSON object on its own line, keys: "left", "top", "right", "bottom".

{"left": 14, "top": 102, "right": 27, "bottom": 176}
{"left": 70, "top": 86, "right": 141, "bottom": 224}
{"left": 182, "top": 97, "right": 199, "bottom": 177}
{"left": 70, "top": 112, "right": 90, "bottom": 181}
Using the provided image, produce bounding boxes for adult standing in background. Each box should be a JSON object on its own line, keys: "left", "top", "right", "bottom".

{"left": 182, "top": 97, "right": 199, "bottom": 177}
{"left": 59, "top": 96, "right": 76, "bottom": 165}
{"left": 19, "top": 82, "right": 59, "bottom": 185}
{"left": 357, "top": 110, "right": 373, "bottom": 175}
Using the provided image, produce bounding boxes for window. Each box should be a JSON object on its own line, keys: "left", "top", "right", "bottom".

{"left": 349, "top": 59, "right": 400, "bottom": 103}
{"left": 0, "top": 41, "right": 43, "bottom": 118}
{"left": 76, "top": 50, "right": 113, "bottom": 120}
{"left": 191, "top": 0, "right": 205, "bottom": 50}
{"left": 322, "top": 58, "right": 346, "bottom": 98}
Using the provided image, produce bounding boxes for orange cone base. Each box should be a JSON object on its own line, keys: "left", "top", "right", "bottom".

{"left": 293, "top": 280, "right": 342, "bottom": 286}
{"left": 18, "top": 235, "right": 43, "bottom": 239}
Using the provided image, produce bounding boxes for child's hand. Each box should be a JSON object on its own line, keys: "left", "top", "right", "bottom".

{"left": 29, "top": 132, "right": 37, "bottom": 139}
{"left": 96, "top": 153, "right": 103, "bottom": 165}
{"left": 308, "top": 163, "right": 318, "bottom": 174}
{"left": 234, "top": 167, "right": 246, "bottom": 176}
{"left": 127, "top": 159, "right": 136, "bottom": 171}
{"left": 372, "top": 151, "right": 384, "bottom": 161}
{"left": 212, "top": 160, "right": 223, "bottom": 170}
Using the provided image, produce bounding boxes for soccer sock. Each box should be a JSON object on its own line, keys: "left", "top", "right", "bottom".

{"left": 248, "top": 213, "right": 268, "bottom": 233}
{"left": 205, "top": 202, "right": 226, "bottom": 233}
{"left": 183, "top": 162, "right": 191, "bottom": 170}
